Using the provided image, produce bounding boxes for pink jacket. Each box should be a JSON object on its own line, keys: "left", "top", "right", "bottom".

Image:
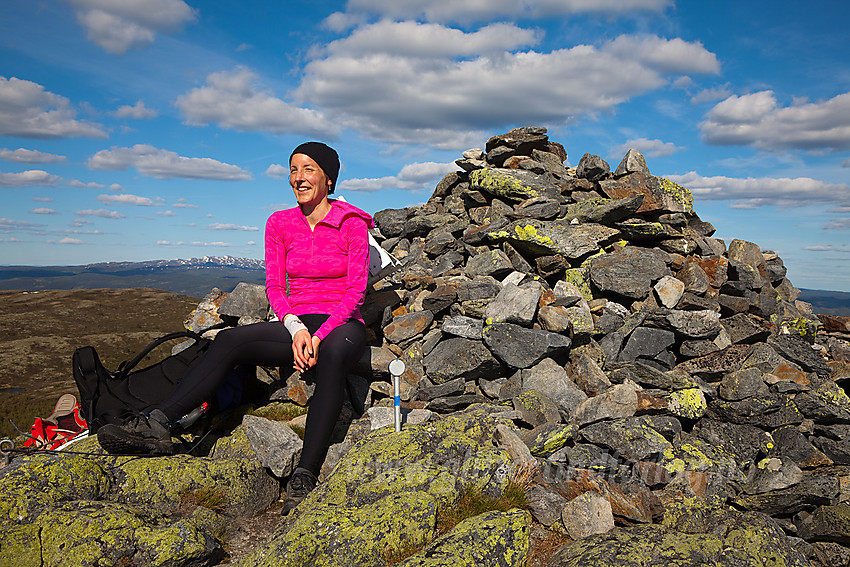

{"left": 265, "top": 199, "right": 374, "bottom": 341}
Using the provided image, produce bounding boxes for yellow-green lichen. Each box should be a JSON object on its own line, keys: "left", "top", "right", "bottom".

{"left": 666, "top": 388, "right": 707, "bottom": 420}
{"left": 512, "top": 224, "right": 555, "bottom": 247}
{"left": 658, "top": 177, "right": 695, "bottom": 213}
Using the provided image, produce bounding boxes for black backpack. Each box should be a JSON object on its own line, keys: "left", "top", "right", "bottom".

{"left": 72, "top": 331, "right": 225, "bottom": 433}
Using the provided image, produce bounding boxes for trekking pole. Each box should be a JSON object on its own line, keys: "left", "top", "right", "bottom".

{"left": 388, "top": 359, "right": 405, "bottom": 432}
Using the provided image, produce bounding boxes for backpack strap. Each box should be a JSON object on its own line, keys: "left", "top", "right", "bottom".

{"left": 116, "top": 331, "right": 207, "bottom": 380}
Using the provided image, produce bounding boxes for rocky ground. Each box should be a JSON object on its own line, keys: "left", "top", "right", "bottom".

{"left": 3, "top": 127, "right": 850, "bottom": 566}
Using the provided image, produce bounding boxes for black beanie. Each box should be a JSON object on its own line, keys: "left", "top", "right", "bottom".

{"left": 290, "top": 142, "right": 340, "bottom": 193}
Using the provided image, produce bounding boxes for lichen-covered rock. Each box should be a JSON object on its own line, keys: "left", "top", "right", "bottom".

{"left": 0, "top": 498, "right": 223, "bottom": 567}
{"left": 240, "top": 408, "right": 518, "bottom": 567}
{"left": 0, "top": 454, "right": 110, "bottom": 523}
{"left": 115, "top": 454, "right": 279, "bottom": 517}
{"left": 549, "top": 500, "right": 809, "bottom": 566}
{"left": 487, "top": 219, "right": 619, "bottom": 260}
{"left": 397, "top": 509, "right": 530, "bottom": 567}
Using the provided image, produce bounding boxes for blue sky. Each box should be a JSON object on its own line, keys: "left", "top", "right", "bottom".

{"left": 1, "top": 0, "right": 849, "bottom": 291}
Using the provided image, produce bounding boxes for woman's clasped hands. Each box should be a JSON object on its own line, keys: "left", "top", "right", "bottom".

{"left": 292, "top": 329, "right": 321, "bottom": 372}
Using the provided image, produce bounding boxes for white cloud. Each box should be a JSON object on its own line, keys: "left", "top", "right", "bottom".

{"left": 296, "top": 29, "right": 718, "bottom": 147}
{"left": 0, "top": 218, "right": 44, "bottom": 231}
{"left": 76, "top": 208, "right": 126, "bottom": 219}
{"left": 0, "top": 77, "right": 106, "bottom": 139}
{"left": 321, "top": 21, "right": 541, "bottom": 58}
{"left": 69, "top": 180, "right": 105, "bottom": 189}
{"left": 32, "top": 196, "right": 53, "bottom": 202}
{"left": 691, "top": 86, "right": 733, "bottom": 105}
{"left": 68, "top": 0, "right": 197, "bottom": 55}
{"left": 112, "top": 100, "right": 158, "bottom": 119}
{"left": 603, "top": 36, "right": 719, "bottom": 75}
{"left": 0, "top": 148, "right": 67, "bottom": 164}
{"left": 667, "top": 171, "right": 850, "bottom": 208}
{"left": 265, "top": 164, "right": 288, "bottom": 179}
{"left": 610, "top": 138, "right": 683, "bottom": 159}
{"left": 842, "top": 158, "right": 850, "bottom": 168}
{"left": 30, "top": 208, "right": 58, "bottom": 215}
{"left": 175, "top": 67, "right": 337, "bottom": 138}
{"left": 823, "top": 218, "right": 850, "bottom": 231}
{"left": 157, "top": 210, "right": 176, "bottom": 216}
{"left": 97, "top": 193, "right": 158, "bottom": 206}
{"left": 208, "top": 223, "right": 259, "bottom": 231}
{"left": 344, "top": 0, "right": 671, "bottom": 24}
{"left": 0, "top": 169, "right": 60, "bottom": 187}
{"left": 87, "top": 144, "right": 252, "bottom": 180}
{"left": 340, "top": 161, "right": 459, "bottom": 192}
{"left": 700, "top": 91, "right": 850, "bottom": 151}
{"left": 173, "top": 198, "right": 199, "bottom": 209}
{"left": 50, "top": 237, "right": 85, "bottom": 245}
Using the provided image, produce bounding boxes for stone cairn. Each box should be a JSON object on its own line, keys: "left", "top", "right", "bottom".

{"left": 157, "top": 127, "right": 850, "bottom": 564}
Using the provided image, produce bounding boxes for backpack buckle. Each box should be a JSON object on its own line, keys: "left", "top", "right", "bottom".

{"left": 1, "top": 438, "right": 14, "bottom": 467}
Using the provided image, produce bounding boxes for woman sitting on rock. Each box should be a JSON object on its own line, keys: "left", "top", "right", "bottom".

{"left": 97, "top": 142, "right": 372, "bottom": 514}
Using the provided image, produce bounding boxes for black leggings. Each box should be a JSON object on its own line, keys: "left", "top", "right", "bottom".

{"left": 157, "top": 314, "right": 366, "bottom": 475}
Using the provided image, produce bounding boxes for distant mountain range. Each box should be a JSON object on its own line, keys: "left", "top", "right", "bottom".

{"left": 0, "top": 256, "right": 266, "bottom": 298}
{"left": 0, "top": 256, "right": 848, "bottom": 316}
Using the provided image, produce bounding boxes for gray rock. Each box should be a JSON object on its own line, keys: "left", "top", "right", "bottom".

{"left": 721, "top": 312, "right": 772, "bottom": 344}
{"left": 422, "top": 285, "right": 457, "bottom": 313}
{"left": 619, "top": 327, "right": 676, "bottom": 365}
{"left": 653, "top": 275, "right": 685, "bottom": 308}
{"left": 568, "top": 355, "right": 612, "bottom": 397}
{"left": 614, "top": 149, "right": 649, "bottom": 177}
{"left": 426, "top": 394, "right": 489, "bottom": 413}
{"left": 561, "top": 195, "right": 644, "bottom": 225}
{"left": 744, "top": 457, "right": 803, "bottom": 494}
{"left": 658, "top": 309, "right": 722, "bottom": 339}
{"left": 521, "top": 357, "right": 587, "bottom": 418}
{"left": 373, "top": 207, "right": 411, "bottom": 237}
{"left": 709, "top": 394, "right": 804, "bottom": 428}
{"left": 590, "top": 246, "right": 671, "bottom": 300}
{"left": 384, "top": 310, "right": 434, "bottom": 345}
{"left": 576, "top": 153, "right": 611, "bottom": 182}
{"left": 676, "top": 261, "right": 711, "bottom": 295}
{"left": 580, "top": 417, "right": 672, "bottom": 462}
{"left": 768, "top": 334, "right": 831, "bottom": 379}
{"left": 242, "top": 415, "right": 303, "bottom": 478}
{"left": 465, "top": 249, "right": 515, "bottom": 279}
{"left": 571, "top": 382, "right": 639, "bottom": 427}
{"left": 417, "top": 377, "right": 466, "bottom": 401}
{"left": 561, "top": 492, "right": 614, "bottom": 540}
{"left": 424, "top": 337, "right": 502, "bottom": 384}
{"left": 513, "top": 389, "right": 561, "bottom": 427}
{"left": 455, "top": 279, "right": 501, "bottom": 302}
{"left": 484, "top": 282, "right": 540, "bottom": 326}
{"left": 771, "top": 426, "right": 833, "bottom": 469}
{"left": 441, "top": 315, "right": 484, "bottom": 339}
{"left": 526, "top": 485, "right": 569, "bottom": 527}
{"left": 599, "top": 172, "right": 695, "bottom": 216}
{"left": 483, "top": 322, "right": 572, "bottom": 369}
{"left": 718, "top": 366, "right": 769, "bottom": 401}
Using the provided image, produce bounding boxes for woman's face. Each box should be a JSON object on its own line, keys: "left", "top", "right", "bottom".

{"left": 290, "top": 153, "right": 332, "bottom": 207}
